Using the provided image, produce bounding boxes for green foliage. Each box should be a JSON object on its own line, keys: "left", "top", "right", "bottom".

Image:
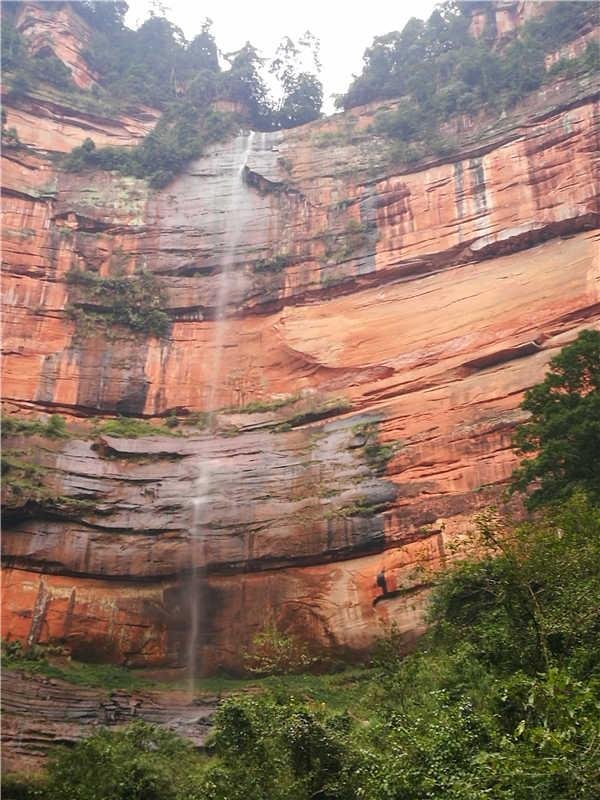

{"left": 1, "top": 449, "right": 50, "bottom": 507}
{"left": 92, "top": 416, "right": 180, "bottom": 438}
{"left": 1, "top": 772, "right": 45, "bottom": 800}
{"left": 2, "top": 3, "right": 322, "bottom": 187}
{"left": 341, "top": 1, "right": 599, "bottom": 158}
{"left": 2, "top": 414, "right": 68, "bottom": 439}
{"left": 352, "top": 421, "right": 395, "bottom": 474}
{"left": 252, "top": 254, "right": 294, "bottom": 274}
{"left": 243, "top": 621, "right": 318, "bottom": 676}
{"left": 319, "top": 219, "right": 373, "bottom": 264}
{"left": 270, "top": 34, "right": 323, "bottom": 127}
{"left": 1, "top": 5, "right": 75, "bottom": 93}
{"left": 10, "top": 490, "right": 598, "bottom": 799}
{"left": 43, "top": 721, "right": 206, "bottom": 800}
{"left": 200, "top": 495, "right": 600, "bottom": 799}
{"left": 327, "top": 498, "right": 386, "bottom": 518}
{"left": 510, "top": 330, "right": 600, "bottom": 509}
{"left": 428, "top": 495, "right": 600, "bottom": 676}
{"left": 66, "top": 268, "right": 170, "bottom": 337}
{"left": 1, "top": 641, "right": 148, "bottom": 689}
{"left": 204, "top": 697, "right": 358, "bottom": 800}
{"left": 63, "top": 106, "right": 236, "bottom": 189}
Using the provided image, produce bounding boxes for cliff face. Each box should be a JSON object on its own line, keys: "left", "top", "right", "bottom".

{"left": 2, "top": 4, "right": 599, "bottom": 674}
{"left": 15, "top": 1, "right": 99, "bottom": 89}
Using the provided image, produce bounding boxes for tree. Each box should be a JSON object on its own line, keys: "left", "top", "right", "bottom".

{"left": 187, "top": 20, "right": 219, "bottom": 73}
{"left": 270, "top": 33, "right": 323, "bottom": 127}
{"left": 75, "top": 1, "right": 128, "bottom": 32}
{"left": 510, "top": 330, "right": 600, "bottom": 509}
{"left": 222, "top": 43, "right": 271, "bottom": 128}
{"left": 43, "top": 721, "right": 205, "bottom": 800}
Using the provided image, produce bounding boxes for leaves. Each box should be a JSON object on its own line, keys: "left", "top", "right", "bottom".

{"left": 510, "top": 330, "right": 600, "bottom": 509}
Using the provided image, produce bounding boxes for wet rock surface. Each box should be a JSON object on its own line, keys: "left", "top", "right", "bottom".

{"left": 1, "top": 669, "right": 217, "bottom": 773}
{"left": 1, "top": 3, "right": 599, "bottom": 686}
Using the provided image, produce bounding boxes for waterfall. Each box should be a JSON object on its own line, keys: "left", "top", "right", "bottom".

{"left": 186, "top": 131, "right": 255, "bottom": 692}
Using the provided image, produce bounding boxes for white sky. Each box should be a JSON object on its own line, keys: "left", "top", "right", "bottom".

{"left": 125, "top": 0, "right": 439, "bottom": 112}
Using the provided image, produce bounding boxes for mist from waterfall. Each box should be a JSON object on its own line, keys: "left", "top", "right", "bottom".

{"left": 187, "top": 131, "right": 255, "bottom": 692}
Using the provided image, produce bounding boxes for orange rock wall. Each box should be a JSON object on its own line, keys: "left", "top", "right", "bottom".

{"left": 16, "top": 1, "right": 99, "bottom": 89}
{"left": 2, "top": 13, "right": 599, "bottom": 671}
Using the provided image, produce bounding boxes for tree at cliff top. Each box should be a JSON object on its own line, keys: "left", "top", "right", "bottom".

{"left": 1, "top": 0, "right": 323, "bottom": 186}
{"left": 340, "top": 0, "right": 598, "bottom": 155}
{"left": 510, "top": 329, "right": 600, "bottom": 510}
{"left": 0, "top": 1, "right": 322, "bottom": 130}
{"left": 269, "top": 32, "right": 323, "bottom": 128}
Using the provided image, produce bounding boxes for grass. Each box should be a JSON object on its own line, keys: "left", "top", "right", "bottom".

{"left": 2, "top": 640, "right": 373, "bottom": 708}
{"left": 2, "top": 414, "right": 69, "bottom": 439}
{"left": 1, "top": 644, "right": 151, "bottom": 690}
{"left": 93, "top": 417, "right": 183, "bottom": 438}
{"left": 191, "top": 668, "right": 375, "bottom": 709}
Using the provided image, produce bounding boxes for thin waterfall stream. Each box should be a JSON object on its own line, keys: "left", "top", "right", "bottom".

{"left": 186, "top": 131, "right": 255, "bottom": 691}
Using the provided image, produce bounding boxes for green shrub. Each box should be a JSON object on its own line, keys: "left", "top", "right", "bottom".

{"left": 341, "top": 1, "right": 599, "bottom": 157}
{"left": 1, "top": 772, "right": 44, "bottom": 800}
{"left": 93, "top": 416, "right": 179, "bottom": 438}
{"left": 43, "top": 722, "right": 206, "bottom": 800}
{"left": 63, "top": 108, "right": 237, "bottom": 189}
{"left": 510, "top": 329, "right": 600, "bottom": 509}
{"left": 352, "top": 422, "right": 395, "bottom": 474}
{"left": 2, "top": 414, "right": 68, "bottom": 439}
{"left": 66, "top": 269, "right": 170, "bottom": 337}
{"left": 252, "top": 254, "right": 294, "bottom": 274}
{"left": 243, "top": 622, "right": 318, "bottom": 676}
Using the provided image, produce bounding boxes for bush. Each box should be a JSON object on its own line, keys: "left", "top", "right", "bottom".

{"left": 66, "top": 269, "right": 170, "bottom": 337}
{"left": 2, "top": 414, "right": 68, "bottom": 438}
{"left": 43, "top": 722, "right": 206, "bottom": 800}
{"left": 342, "top": 1, "right": 599, "bottom": 154}
{"left": 63, "top": 107, "right": 237, "bottom": 188}
{"left": 243, "top": 622, "right": 318, "bottom": 676}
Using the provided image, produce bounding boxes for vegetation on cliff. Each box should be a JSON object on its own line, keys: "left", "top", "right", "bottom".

{"left": 340, "top": 1, "right": 598, "bottom": 159}
{"left": 66, "top": 268, "right": 170, "bottom": 337}
{"left": 4, "top": 332, "right": 599, "bottom": 799}
{"left": 510, "top": 329, "right": 600, "bottom": 509}
{"left": 1, "top": 1, "right": 323, "bottom": 187}
{"left": 1, "top": 1, "right": 74, "bottom": 93}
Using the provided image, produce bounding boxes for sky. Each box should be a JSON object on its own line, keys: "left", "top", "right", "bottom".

{"left": 125, "top": 0, "right": 439, "bottom": 112}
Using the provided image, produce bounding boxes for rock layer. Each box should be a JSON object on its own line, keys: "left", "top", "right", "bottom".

{"left": 1, "top": 669, "right": 216, "bottom": 773}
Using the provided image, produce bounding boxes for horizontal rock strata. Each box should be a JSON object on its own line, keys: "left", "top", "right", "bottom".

{"left": 2, "top": 7, "right": 599, "bottom": 686}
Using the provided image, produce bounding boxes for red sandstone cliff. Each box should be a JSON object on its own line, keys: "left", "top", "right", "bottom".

{"left": 2, "top": 2, "right": 599, "bottom": 679}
